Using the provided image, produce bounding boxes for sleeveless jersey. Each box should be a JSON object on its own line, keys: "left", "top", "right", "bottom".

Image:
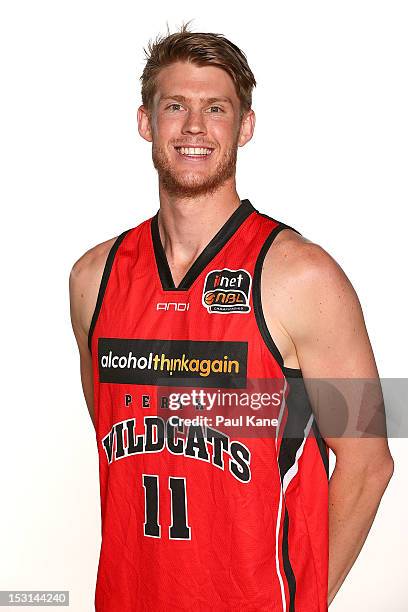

{"left": 89, "top": 199, "right": 329, "bottom": 612}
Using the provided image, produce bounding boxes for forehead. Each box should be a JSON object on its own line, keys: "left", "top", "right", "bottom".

{"left": 153, "top": 61, "right": 239, "bottom": 105}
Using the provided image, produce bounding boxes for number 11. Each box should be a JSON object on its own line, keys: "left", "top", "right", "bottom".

{"left": 142, "top": 474, "right": 191, "bottom": 540}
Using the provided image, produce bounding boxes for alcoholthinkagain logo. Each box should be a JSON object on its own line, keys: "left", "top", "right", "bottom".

{"left": 98, "top": 338, "right": 248, "bottom": 388}
{"left": 202, "top": 268, "right": 251, "bottom": 313}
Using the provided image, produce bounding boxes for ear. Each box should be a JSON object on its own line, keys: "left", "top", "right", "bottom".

{"left": 137, "top": 105, "right": 153, "bottom": 143}
{"left": 238, "top": 109, "right": 255, "bottom": 147}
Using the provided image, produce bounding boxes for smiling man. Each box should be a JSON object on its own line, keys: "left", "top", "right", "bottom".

{"left": 69, "top": 24, "right": 393, "bottom": 611}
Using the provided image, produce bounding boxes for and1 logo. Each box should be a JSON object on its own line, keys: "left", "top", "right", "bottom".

{"left": 202, "top": 268, "right": 252, "bottom": 314}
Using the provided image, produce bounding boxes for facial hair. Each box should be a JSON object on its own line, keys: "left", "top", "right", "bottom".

{"left": 152, "top": 136, "right": 239, "bottom": 199}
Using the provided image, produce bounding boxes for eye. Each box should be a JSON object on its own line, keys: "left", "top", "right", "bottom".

{"left": 207, "top": 106, "right": 224, "bottom": 113}
{"left": 166, "top": 103, "right": 183, "bottom": 112}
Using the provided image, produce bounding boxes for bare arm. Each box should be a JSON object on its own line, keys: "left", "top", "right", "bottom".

{"left": 69, "top": 237, "right": 116, "bottom": 428}
{"left": 264, "top": 236, "right": 394, "bottom": 606}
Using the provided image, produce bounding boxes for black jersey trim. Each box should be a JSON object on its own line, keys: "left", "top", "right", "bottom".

{"left": 253, "top": 222, "right": 303, "bottom": 377}
{"left": 151, "top": 199, "right": 256, "bottom": 291}
{"left": 88, "top": 230, "right": 130, "bottom": 353}
{"left": 282, "top": 366, "right": 303, "bottom": 378}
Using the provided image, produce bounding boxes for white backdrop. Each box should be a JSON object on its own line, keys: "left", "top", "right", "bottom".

{"left": 0, "top": 1, "right": 407, "bottom": 610}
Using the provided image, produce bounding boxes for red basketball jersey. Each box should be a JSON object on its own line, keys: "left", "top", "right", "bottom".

{"left": 89, "top": 199, "right": 329, "bottom": 611}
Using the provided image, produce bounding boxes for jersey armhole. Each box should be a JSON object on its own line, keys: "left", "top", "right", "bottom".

{"left": 87, "top": 229, "right": 130, "bottom": 353}
{"left": 253, "top": 222, "right": 304, "bottom": 379}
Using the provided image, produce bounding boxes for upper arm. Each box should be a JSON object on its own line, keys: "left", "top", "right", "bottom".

{"left": 282, "top": 243, "right": 377, "bottom": 379}
{"left": 69, "top": 237, "right": 116, "bottom": 426}
{"left": 276, "top": 240, "right": 393, "bottom": 475}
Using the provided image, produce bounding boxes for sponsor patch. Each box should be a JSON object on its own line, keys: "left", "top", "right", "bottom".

{"left": 98, "top": 338, "right": 248, "bottom": 388}
{"left": 202, "top": 268, "right": 251, "bottom": 313}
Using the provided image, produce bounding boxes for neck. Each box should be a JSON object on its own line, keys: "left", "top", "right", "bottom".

{"left": 156, "top": 180, "right": 242, "bottom": 286}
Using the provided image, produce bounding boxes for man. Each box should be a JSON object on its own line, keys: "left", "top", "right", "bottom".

{"left": 70, "top": 24, "right": 393, "bottom": 611}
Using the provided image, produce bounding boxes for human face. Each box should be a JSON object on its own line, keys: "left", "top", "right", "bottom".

{"left": 138, "top": 61, "right": 254, "bottom": 198}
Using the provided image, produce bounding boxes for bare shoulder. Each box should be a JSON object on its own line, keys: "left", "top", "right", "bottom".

{"left": 263, "top": 228, "right": 353, "bottom": 288}
{"left": 69, "top": 236, "right": 118, "bottom": 339}
{"left": 261, "top": 228, "right": 362, "bottom": 367}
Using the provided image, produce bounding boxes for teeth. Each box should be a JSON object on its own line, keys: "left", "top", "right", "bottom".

{"left": 177, "top": 147, "right": 212, "bottom": 156}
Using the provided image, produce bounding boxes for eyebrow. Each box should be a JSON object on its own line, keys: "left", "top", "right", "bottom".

{"left": 159, "top": 95, "right": 233, "bottom": 105}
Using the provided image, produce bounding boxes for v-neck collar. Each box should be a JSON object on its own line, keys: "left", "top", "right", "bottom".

{"left": 151, "top": 198, "right": 256, "bottom": 291}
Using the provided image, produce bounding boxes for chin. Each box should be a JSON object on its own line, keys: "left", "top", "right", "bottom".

{"left": 159, "top": 170, "right": 213, "bottom": 195}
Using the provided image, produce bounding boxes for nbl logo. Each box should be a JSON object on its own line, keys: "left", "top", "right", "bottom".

{"left": 202, "top": 268, "right": 252, "bottom": 314}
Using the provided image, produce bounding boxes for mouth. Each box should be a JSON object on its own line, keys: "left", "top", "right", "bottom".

{"left": 174, "top": 146, "right": 215, "bottom": 160}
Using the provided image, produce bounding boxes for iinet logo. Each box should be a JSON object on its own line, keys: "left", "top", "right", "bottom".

{"left": 156, "top": 302, "right": 190, "bottom": 312}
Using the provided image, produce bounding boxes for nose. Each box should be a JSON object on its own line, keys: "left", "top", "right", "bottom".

{"left": 181, "top": 108, "right": 207, "bottom": 136}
